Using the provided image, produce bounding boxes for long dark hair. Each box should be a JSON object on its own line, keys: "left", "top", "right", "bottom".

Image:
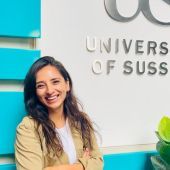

{"left": 24, "top": 56, "right": 94, "bottom": 156}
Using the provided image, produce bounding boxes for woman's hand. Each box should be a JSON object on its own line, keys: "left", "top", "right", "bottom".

{"left": 83, "top": 148, "right": 91, "bottom": 159}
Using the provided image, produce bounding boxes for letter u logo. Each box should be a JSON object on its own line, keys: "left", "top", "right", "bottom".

{"left": 104, "top": 0, "right": 170, "bottom": 25}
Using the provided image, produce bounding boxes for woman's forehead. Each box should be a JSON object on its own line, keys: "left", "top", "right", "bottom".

{"left": 36, "top": 65, "right": 62, "bottom": 81}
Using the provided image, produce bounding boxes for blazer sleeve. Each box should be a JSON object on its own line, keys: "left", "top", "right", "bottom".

{"left": 15, "top": 117, "right": 44, "bottom": 170}
{"left": 78, "top": 132, "right": 103, "bottom": 170}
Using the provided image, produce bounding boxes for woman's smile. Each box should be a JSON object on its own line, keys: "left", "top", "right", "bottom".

{"left": 45, "top": 93, "right": 61, "bottom": 105}
{"left": 36, "top": 65, "right": 70, "bottom": 112}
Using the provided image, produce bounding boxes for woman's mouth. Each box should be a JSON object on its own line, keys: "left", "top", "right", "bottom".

{"left": 45, "top": 95, "right": 59, "bottom": 103}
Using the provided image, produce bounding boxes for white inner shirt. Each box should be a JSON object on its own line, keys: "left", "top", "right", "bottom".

{"left": 55, "top": 120, "right": 77, "bottom": 164}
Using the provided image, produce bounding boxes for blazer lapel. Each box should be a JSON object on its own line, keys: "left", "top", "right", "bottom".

{"left": 38, "top": 123, "right": 70, "bottom": 165}
{"left": 69, "top": 121, "right": 84, "bottom": 159}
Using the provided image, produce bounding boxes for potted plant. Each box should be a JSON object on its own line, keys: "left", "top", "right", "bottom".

{"left": 151, "top": 116, "right": 170, "bottom": 169}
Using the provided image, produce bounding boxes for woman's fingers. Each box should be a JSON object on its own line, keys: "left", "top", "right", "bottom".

{"left": 83, "top": 148, "right": 91, "bottom": 158}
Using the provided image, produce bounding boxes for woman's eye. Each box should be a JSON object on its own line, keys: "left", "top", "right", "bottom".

{"left": 53, "top": 80, "right": 59, "bottom": 84}
{"left": 36, "top": 84, "right": 45, "bottom": 89}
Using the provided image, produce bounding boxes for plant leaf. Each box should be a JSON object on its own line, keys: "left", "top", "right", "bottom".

{"left": 158, "top": 116, "right": 170, "bottom": 143}
{"left": 157, "top": 141, "right": 170, "bottom": 164}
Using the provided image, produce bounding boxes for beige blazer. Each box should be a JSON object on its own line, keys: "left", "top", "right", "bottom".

{"left": 15, "top": 116, "right": 103, "bottom": 170}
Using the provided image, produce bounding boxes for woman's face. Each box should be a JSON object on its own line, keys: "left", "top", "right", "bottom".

{"left": 35, "top": 65, "right": 70, "bottom": 113}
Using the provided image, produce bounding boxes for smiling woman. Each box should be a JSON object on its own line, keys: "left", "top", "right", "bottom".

{"left": 15, "top": 56, "right": 103, "bottom": 170}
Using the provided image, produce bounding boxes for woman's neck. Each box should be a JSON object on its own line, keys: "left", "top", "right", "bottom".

{"left": 48, "top": 108, "right": 66, "bottom": 128}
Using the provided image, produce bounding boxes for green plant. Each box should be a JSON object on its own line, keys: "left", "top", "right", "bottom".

{"left": 151, "top": 116, "right": 170, "bottom": 169}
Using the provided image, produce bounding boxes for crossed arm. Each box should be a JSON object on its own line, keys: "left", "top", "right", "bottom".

{"left": 44, "top": 149, "right": 91, "bottom": 170}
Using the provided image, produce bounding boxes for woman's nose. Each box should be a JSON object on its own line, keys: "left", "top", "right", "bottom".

{"left": 46, "top": 85, "right": 54, "bottom": 94}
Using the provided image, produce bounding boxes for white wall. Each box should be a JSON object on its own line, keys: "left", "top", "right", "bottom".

{"left": 38, "top": 0, "right": 170, "bottom": 147}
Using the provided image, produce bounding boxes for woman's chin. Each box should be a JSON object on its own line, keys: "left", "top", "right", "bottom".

{"left": 46, "top": 103, "right": 63, "bottom": 112}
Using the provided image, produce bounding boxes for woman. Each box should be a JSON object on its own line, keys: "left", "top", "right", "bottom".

{"left": 15, "top": 56, "right": 103, "bottom": 170}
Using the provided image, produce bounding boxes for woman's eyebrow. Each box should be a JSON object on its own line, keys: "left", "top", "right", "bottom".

{"left": 36, "top": 78, "right": 61, "bottom": 84}
{"left": 50, "top": 78, "right": 61, "bottom": 81}
{"left": 36, "top": 81, "right": 45, "bottom": 84}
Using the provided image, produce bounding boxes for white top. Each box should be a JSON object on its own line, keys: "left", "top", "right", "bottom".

{"left": 55, "top": 120, "right": 77, "bottom": 164}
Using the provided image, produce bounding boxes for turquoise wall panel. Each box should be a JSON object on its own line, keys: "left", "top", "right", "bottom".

{"left": 0, "top": 92, "right": 25, "bottom": 155}
{"left": 0, "top": 48, "right": 40, "bottom": 80}
{"left": 0, "top": 151, "right": 158, "bottom": 169}
{"left": 0, "top": 164, "right": 16, "bottom": 170}
{"left": 0, "top": 0, "right": 40, "bottom": 38}
{"left": 103, "top": 151, "right": 157, "bottom": 170}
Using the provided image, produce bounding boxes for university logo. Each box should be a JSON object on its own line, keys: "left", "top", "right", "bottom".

{"left": 104, "top": 0, "right": 170, "bottom": 25}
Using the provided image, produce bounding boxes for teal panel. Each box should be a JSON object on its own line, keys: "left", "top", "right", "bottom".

{"left": 103, "top": 151, "right": 158, "bottom": 170}
{"left": 0, "top": 48, "right": 40, "bottom": 80}
{"left": 0, "top": 164, "right": 16, "bottom": 170}
{"left": 0, "top": 92, "right": 26, "bottom": 155}
{"left": 0, "top": 0, "right": 40, "bottom": 38}
{"left": 0, "top": 151, "right": 158, "bottom": 169}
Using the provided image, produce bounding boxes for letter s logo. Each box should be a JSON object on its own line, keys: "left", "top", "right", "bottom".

{"left": 104, "top": 0, "right": 170, "bottom": 25}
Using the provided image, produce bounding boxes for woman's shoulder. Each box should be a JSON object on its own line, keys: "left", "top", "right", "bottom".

{"left": 17, "top": 116, "right": 37, "bottom": 132}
